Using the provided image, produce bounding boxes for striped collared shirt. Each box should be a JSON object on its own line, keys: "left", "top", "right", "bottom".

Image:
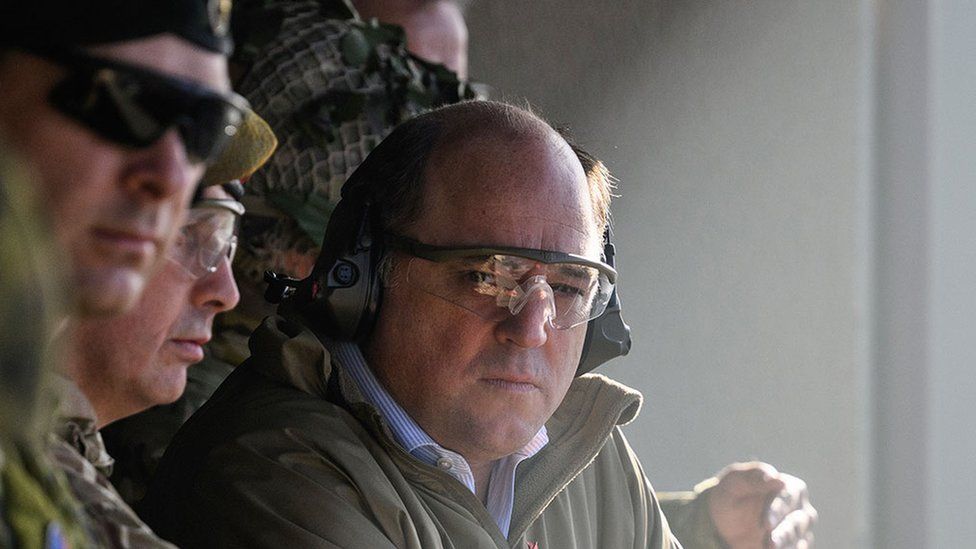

{"left": 333, "top": 342, "right": 548, "bottom": 537}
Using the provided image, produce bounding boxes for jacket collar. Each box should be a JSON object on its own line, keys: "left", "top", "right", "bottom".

{"left": 247, "top": 314, "right": 646, "bottom": 541}
{"left": 50, "top": 374, "right": 114, "bottom": 476}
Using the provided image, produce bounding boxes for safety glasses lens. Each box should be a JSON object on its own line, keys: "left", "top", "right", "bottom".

{"left": 401, "top": 255, "right": 613, "bottom": 329}
{"left": 169, "top": 209, "right": 238, "bottom": 278}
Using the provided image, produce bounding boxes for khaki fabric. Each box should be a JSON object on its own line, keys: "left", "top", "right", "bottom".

{"left": 657, "top": 489, "right": 725, "bottom": 549}
{"left": 0, "top": 146, "right": 62, "bottom": 441}
{"left": 48, "top": 377, "right": 175, "bottom": 549}
{"left": 141, "top": 315, "right": 681, "bottom": 549}
{"left": 1, "top": 439, "right": 93, "bottom": 549}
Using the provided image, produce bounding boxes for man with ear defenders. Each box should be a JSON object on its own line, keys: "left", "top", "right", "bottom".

{"left": 141, "top": 100, "right": 681, "bottom": 548}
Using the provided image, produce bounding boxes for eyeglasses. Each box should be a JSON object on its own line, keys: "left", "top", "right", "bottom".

{"left": 29, "top": 47, "right": 248, "bottom": 164}
{"left": 386, "top": 234, "right": 617, "bottom": 330}
{"left": 168, "top": 199, "right": 244, "bottom": 279}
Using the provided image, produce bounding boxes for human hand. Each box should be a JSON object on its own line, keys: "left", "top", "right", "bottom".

{"left": 704, "top": 462, "right": 817, "bottom": 549}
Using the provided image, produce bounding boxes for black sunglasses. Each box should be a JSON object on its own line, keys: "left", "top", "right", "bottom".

{"left": 28, "top": 47, "right": 248, "bottom": 164}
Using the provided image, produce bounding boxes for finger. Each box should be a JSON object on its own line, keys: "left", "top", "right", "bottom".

{"left": 770, "top": 507, "right": 817, "bottom": 548}
{"left": 720, "top": 461, "right": 781, "bottom": 481}
{"left": 721, "top": 466, "right": 787, "bottom": 497}
{"left": 767, "top": 474, "right": 812, "bottom": 525}
{"left": 794, "top": 529, "right": 815, "bottom": 549}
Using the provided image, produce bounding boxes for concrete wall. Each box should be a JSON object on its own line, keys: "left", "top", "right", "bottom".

{"left": 875, "top": 0, "right": 976, "bottom": 547}
{"left": 467, "top": 2, "right": 871, "bottom": 547}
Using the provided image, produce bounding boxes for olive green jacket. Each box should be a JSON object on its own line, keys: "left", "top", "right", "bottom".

{"left": 141, "top": 315, "right": 681, "bottom": 548}
{"left": 657, "top": 487, "right": 725, "bottom": 549}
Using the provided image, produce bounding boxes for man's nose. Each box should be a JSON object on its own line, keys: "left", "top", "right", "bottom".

{"left": 495, "top": 289, "right": 553, "bottom": 348}
{"left": 122, "top": 129, "right": 201, "bottom": 204}
{"left": 191, "top": 255, "right": 240, "bottom": 313}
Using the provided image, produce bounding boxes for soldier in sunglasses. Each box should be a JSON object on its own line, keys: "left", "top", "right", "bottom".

{"left": 0, "top": 1, "right": 274, "bottom": 547}
{"left": 0, "top": 0, "right": 265, "bottom": 317}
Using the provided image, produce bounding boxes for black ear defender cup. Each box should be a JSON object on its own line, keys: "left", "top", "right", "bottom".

{"left": 576, "top": 230, "right": 632, "bottom": 376}
{"left": 266, "top": 175, "right": 385, "bottom": 342}
{"left": 266, "top": 115, "right": 441, "bottom": 342}
{"left": 305, "top": 179, "right": 385, "bottom": 342}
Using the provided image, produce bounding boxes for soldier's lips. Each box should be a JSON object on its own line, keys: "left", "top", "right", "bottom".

{"left": 91, "top": 227, "right": 160, "bottom": 261}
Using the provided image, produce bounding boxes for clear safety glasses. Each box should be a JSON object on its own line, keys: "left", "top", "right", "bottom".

{"left": 386, "top": 234, "right": 617, "bottom": 330}
{"left": 168, "top": 199, "right": 244, "bottom": 278}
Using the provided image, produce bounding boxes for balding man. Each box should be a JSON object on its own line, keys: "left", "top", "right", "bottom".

{"left": 142, "top": 100, "right": 679, "bottom": 548}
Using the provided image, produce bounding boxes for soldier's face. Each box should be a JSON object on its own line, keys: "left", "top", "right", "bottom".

{"left": 356, "top": 0, "right": 468, "bottom": 78}
{"left": 364, "top": 132, "right": 599, "bottom": 467}
{"left": 70, "top": 186, "right": 240, "bottom": 425}
{"left": 0, "top": 35, "right": 230, "bottom": 316}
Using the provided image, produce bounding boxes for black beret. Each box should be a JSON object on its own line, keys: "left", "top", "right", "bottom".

{"left": 0, "top": 0, "right": 234, "bottom": 54}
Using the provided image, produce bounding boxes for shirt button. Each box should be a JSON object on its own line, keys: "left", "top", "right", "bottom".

{"left": 436, "top": 457, "right": 453, "bottom": 471}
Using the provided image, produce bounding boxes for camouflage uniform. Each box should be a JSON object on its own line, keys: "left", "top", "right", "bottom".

{"left": 0, "top": 145, "right": 92, "bottom": 549}
{"left": 101, "top": 0, "right": 480, "bottom": 507}
{"left": 47, "top": 377, "right": 175, "bottom": 548}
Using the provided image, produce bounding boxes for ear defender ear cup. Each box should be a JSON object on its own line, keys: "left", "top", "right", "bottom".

{"left": 287, "top": 185, "right": 385, "bottom": 342}
{"left": 576, "top": 235, "right": 632, "bottom": 375}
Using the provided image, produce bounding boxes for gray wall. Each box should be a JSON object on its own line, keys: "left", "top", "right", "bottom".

{"left": 468, "top": 2, "right": 976, "bottom": 547}
{"left": 467, "top": 2, "right": 871, "bottom": 547}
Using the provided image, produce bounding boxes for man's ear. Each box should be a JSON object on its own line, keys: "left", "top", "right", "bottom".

{"left": 377, "top": 254, "right": 404, "bottom": 289}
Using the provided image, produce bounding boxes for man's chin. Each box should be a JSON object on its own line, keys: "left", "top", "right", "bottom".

{"left": 147, "top": 370, "right": 189, "bottom": 408}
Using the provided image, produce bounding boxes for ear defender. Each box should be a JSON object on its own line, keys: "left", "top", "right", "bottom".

{"left": 576, "top": 232, "right": 632, "bottom": 375}
{"left": 265, "top": 176, "right": 385, "bottom": 342}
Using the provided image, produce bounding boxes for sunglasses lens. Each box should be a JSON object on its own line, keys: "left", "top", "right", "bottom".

{"left": 48, "top": 57, "right": 244, "bottom": 164}
{"left": 50, "top": 68, "right": 167, "bottom": 147}
{"left": 178, "top": 98, "right": 242, "bottom": 162}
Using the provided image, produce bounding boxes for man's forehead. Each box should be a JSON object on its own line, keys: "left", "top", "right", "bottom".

{"left": 427, "top": 131, "right": 584, "bottom": 199}
{"left": 86, "top": 34, "right": 231, "bottom": 93}
{"left": 415, "top": 134, "right": 598, "bottom": 254}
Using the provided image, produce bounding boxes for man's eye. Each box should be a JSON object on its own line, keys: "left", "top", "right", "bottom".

{"left": 551, "top": 283, "right": 587, "bottom": 299}
{"left": 465, "top": 270, "right": 497, "bottom": 287}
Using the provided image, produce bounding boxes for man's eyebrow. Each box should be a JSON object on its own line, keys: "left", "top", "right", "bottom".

{"left": 453, "top": 255, "right": 495, "bottom": 268}
{"left": 553, "top": 264, "right": 592, "bottom": 280}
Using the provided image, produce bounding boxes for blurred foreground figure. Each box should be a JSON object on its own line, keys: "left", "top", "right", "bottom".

{"left": 0, "top": 1, "right": 255, "bottom": 317}
{"left": 142, "top": 100, "right": 681, "bottom": 548}
{"left": 0, "top": 145, "right": 91, "bottom": 549}
{"left": 102, "top": 0, "right": 477, "bottom": 505}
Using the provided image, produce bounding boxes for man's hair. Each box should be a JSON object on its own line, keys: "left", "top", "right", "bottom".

{"left": 567, "top": 141, "right": 615, "bottom": 239}
{"left": 349, "top": 100, "right": 612, "bottom": 238}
